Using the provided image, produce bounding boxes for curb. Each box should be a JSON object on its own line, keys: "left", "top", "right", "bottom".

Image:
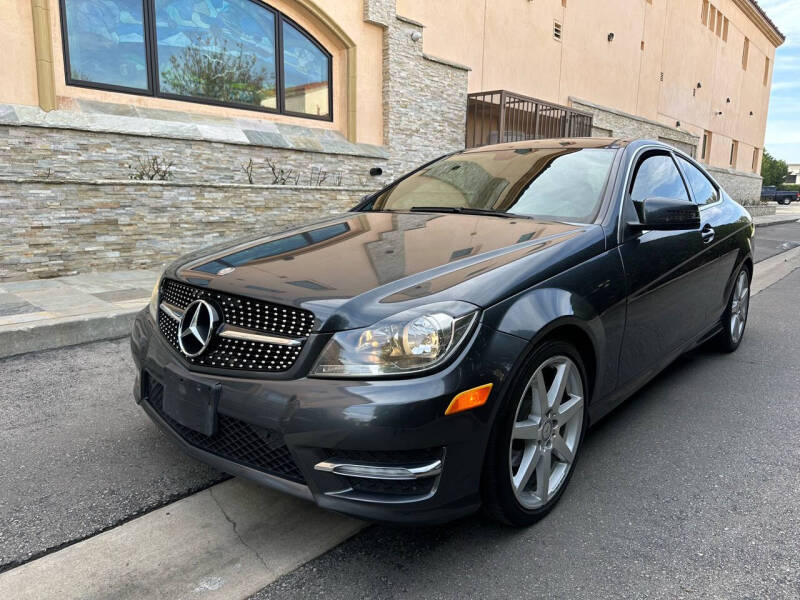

{"left": 754, "top": 217, "right": 800, "bottom": 228}
{"left": 0, "top": 478, "right": 364, "bottom": 600}
{"left": 752, "top": 245, "right": 800, "bottom": 297}
{"left": 0, "top": 309, "right": 140, "bottom": 360}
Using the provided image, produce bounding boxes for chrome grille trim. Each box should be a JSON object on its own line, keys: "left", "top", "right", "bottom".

{"left": 160, "top": 301, "right": 304, "bottom": 347}
{"left": 160, "top": 301, "right": 184, "bottom": 322}
{"left": 218, "top": 324, "right": 304, "bottom": 347}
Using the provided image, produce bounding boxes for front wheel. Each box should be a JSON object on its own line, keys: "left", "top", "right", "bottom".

{"left": 716, "top": 267, "right": 750, "bottom": 352}
{"left": 482, "top": 340, "right": 588, "bottom": 526}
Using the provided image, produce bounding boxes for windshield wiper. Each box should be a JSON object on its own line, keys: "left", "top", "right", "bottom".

{"left": 409, "top": 206, "right": 521, "bottom": 219}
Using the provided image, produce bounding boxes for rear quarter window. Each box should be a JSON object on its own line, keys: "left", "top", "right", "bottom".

{"left": 678, "top": 157, "right": 718, "bottom": 206}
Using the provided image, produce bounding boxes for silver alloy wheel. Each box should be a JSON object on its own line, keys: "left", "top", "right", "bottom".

{"left": 730, "top": 270, "right": 750, "bottom": 344}
{"left": 509, "top": 355, "right": 584, "bottom": 509}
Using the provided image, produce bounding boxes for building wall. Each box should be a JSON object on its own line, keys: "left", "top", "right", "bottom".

{"left": 0, "top": 179, "right": 368, "bottom": 280}
{"left": 1, "top": 0, "right": 781, "bottom": 161}
{"left": 0, "top": 1, "right": 39, "bottom": 106}
{"left": 706, "top": 166, "right": 763, "bottom": 209}
{"left": 571, "top": 98, "right": 699, "bottom": 156}
{"left": 0, "top": 121, "right": 388, "bottom": 185}
{"left": 0, "top": 0, "right": 471, "bottom": 280}
{"left": 0, "top": 0, "right": 388, "bottom": 146}
{"left": 0, "top": 0, "right": 781, "bottom": 280}
{"left": 397, "top": 0, "right": 779, "bottom": 175}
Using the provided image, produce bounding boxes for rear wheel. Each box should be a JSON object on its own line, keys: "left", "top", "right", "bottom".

{"left": 716, "top": 267, "right": 750, "bottom": 352}
{"left": 482, "top": 340, "right": 588, "bottom": 526}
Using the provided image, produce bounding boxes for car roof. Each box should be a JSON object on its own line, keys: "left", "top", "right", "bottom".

{"left": 460, "top": 137, "right": 636, "bottom": 153}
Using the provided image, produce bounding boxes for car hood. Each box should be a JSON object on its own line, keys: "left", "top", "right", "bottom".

{"left": 167, "top": 211, "right": 605, "bottom": 331}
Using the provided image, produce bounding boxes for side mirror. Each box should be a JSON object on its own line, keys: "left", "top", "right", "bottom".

{"left": 629, "top": 197, "right": 700, "bottom": 231}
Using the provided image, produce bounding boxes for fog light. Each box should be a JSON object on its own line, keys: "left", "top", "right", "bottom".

{"left": 444, "top": 383, "right": 493, "bottom": 415}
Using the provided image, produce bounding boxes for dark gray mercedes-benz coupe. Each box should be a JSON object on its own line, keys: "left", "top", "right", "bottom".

{"left": 130, "top": 138, "right": 754, "bottom": 525}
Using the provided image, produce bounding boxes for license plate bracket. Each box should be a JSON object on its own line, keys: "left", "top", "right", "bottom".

{"left": 163, "top": 368, "right": 220, "bottom": 436}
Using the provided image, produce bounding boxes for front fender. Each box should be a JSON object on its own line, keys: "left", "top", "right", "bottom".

{"left": 482, "top": 248, "right": 628, "bottom": 410}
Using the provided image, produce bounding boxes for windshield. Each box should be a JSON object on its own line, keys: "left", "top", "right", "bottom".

{"left": 368, "top": 147, "right": 617, "bottom": 223}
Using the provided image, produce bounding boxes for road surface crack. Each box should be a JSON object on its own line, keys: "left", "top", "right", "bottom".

{"left": 209, "top": 486, "right": 271, "bottom": 572}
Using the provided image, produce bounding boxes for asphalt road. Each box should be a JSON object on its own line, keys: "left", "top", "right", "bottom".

{"left": 755, "top": 221, "right": 800, "bottom": 262}
{"left": 0, "top": 338, "right": 225, "bottom": 571}
{"left": 252, "top": 268, "right": 800, "bottom": 599}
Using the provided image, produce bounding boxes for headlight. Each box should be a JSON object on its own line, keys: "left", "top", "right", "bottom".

{"left": 148, "top": 272, "right": 164, "bottom": 321}
{"left": 311, "top": 302, "right": 478, "bottom": 377}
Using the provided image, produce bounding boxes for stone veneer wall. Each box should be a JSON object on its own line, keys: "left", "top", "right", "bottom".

{"left": 380, "top": 10, "right": 469, "bottom": 173}
{"left": 706, "top": 166, "right": 766, "bottom": 209}
{"left": 0, "top": 124, "right": 388, "bottom": 187}
{"left": 363, "top": 0, "right": 393, "bottom": 27}
{"left": 0, "top": 1, "right": 474, "bottom": 281}
{"left": 0, "top": 180, "right": 369, "bottom": 280}
{"left": 571, "top": 97, "right": 700, "bottom": 156}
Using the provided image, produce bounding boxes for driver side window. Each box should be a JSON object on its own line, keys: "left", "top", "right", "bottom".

{"left": 630, "top": 154, "right": 690, "bottom": 203}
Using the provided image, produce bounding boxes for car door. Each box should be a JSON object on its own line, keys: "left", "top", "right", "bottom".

{"left": 616, "top": 150, "right": 708, "bottom": 387}
{"left": 676, "top": 156, "right": 740, "bottom": 325}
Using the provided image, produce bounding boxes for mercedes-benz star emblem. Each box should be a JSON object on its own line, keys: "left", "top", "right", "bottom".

{"left": 177, "top": 299, "right": 219, "bottom": 357}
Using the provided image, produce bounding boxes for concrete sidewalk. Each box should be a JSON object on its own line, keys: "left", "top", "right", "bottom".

{"left": 753, "top": 214, "right": 800, "bottom": 227}
{"left": 1, "top": 211, "right": 798, "bottom": 359}
{"left": 0, "top": 270, "right": 158, "bottom": 358}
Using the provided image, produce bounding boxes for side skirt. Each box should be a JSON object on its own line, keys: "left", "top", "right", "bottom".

{"left": 587, "top": 322, "right": 722, "bottom": 426}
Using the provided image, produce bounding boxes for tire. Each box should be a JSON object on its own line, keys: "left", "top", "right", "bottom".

{"left": 482, "top": 340, "right": 589, "bottom": 526}
{"left": 716, "top": 267, "right": 750, "bottom": 352}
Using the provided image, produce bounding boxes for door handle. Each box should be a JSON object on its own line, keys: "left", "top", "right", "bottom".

{"left": 701, "top": 223, "right": 715, "bottom": 244}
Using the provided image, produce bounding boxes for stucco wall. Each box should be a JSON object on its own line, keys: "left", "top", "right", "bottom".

{"left": 0, "top": 1, "right": 39, "bottom": 106}
{"left": 397, "top": 0, "right": 779, "bottom": 173}
{"left": 5, "top": 0, "right": 779, "bottom": 168}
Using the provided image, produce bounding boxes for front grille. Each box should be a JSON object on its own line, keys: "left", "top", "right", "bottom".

{"left": 145, "top": 377, "right": 305, "bottom": 483}
{"left": 157, "top": 279, "right": 314, "bottom": 372}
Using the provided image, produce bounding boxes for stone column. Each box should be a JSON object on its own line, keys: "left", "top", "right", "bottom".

{"left": 365, "top": 1, "right": 469, "bottom": 175}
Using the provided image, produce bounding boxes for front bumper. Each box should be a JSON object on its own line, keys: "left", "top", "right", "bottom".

{"left": 131, "top": 309, "right": 526, "bottom": 524}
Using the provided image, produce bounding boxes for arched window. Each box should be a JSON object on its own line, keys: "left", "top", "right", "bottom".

{"left": 59, "top": 0, "right": 332, "bottom": 120}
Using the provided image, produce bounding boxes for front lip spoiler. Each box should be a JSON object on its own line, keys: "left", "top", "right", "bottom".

{"left": 139, "top": 396, "right": 314, "bottom": 502}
